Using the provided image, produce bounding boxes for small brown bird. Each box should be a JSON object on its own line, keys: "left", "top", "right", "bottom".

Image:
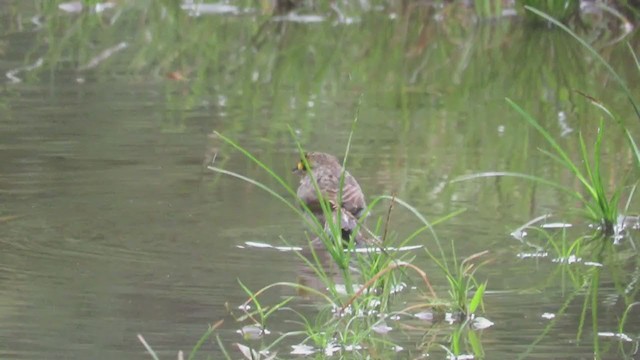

{"left": 294, "top": 152, "right": 368, "bottom": 244}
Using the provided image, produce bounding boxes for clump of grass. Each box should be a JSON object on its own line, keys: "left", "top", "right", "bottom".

{"left": 453, "top": 99, "right": 633, "bottom": 238}
{"left": 508, "top": 100, "right": 623, "bottom": 235}
{"left": 428, "top": 246, "right": 489, "bottom": 318}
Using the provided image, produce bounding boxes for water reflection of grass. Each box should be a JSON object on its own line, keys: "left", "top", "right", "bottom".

{"left": 514, "top": 223, "right": 639, "bottom": 360}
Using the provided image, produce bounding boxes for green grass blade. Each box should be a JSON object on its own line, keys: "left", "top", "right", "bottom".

{"left": 214, "top": 131, "right": 298, "bottom": 198}
{"left": 506, "top": 98, "right": 593, "bottom": 186}
{"left": 625, "top": 43, "right": 640, "bottom": 120}
{"left": 591, "top": 122, "right": 612, "bottom": 221}
{"left": 208, "top": 165, "right": 304, "bottom": 219}
{"left": 468, "top": 328, "right": 484, "bottom": 358}
{"left": 623, "top": 127, "right": 640, "bottom": 167}
{"left": 238, "top": 280, "right": 264, "bottom": 322}
{"left": 578, "top": 132, "right": 594, "bottom": 190}
{"left": 535, "top": 148, "right": 595, "bottom": 198}
{"left": 453, "top": 171, "right": 573, "bottom": 196}
{"left": 628, "top": 42, "right": 640, "bottom": 71}
{"left": 576, "top": 90, "right": 640, "bottom": 168}
{"left": 468, "top": 282, "right": 487, "bottom": 314}
{"left": 376, "top": 195, "right": 449, "bottom": 265}
{"left": 188, "top": 323, "right": 222, "bottom": 360}
{"left": 216, "top": 334, "right": 233, "bottom": 360}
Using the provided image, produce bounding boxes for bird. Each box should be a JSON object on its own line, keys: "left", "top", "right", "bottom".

{"left": 293, "top": 152, "right": 373, "bottom": 246}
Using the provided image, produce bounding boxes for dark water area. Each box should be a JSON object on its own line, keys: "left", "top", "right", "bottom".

{"left": 0, "top": 1, "right": 639, "bottom": 359}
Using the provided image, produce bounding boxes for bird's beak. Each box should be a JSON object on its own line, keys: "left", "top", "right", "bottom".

{"left": 293, "top": 161, "right": 305, "bottom": 174}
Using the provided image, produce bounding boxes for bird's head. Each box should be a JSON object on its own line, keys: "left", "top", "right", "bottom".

{"left": 293, "top": 152, "right": 340, "bottom": 174}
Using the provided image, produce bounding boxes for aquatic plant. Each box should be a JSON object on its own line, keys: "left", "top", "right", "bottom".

{"left": 427, "top": 246, "right": 489, "bottom": 317}
{"left": 525, "top": 6, "right": 640, "bottom": 158}
{"left": 514, "top": 6, "right": 640, "bottom": 233}
{"left": 505, "top": 100, "right": 624, "bottom": 235}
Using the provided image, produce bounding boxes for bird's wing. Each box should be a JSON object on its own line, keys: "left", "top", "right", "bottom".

{"left": 341, "top": 172, "right": 366, "bottom": 217}
{"left": 316, "top": 172, "right": 339, "bottom": 202}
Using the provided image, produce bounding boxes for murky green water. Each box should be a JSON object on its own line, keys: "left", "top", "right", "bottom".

{"left": 1, "top": 1, "right": 639, "bottom": 359}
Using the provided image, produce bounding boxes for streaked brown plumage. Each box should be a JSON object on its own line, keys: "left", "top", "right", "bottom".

{"left": 294, "top": 152, "right": 369, "bottom": 244}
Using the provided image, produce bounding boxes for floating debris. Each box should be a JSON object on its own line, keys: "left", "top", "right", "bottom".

{"left": 238, "top": 324, "right": 270, "bottom": 340}
{"left": 510, "top": 213, "right": 551, "bottom": 241}
{"left": 414, "top": 311, "right": 434, "bottom": 321}
{"left": 291, "top": 344, "right": 316, "bottom": 355}
{"left": 78, "top": 42, "right": 128, "bottom": 70}
{"left": 343, "top": 344, "right": 363, "bottom": 352}
{"left": 598, "top": 332, "right": 633, "bottom": 342}
{"left": 541, "top": 312, "right": 555, "bottom": 320}
{"left": 541, "top": 222, "right": 573, "bottom": 229}
{"left": 181, "top": 2, "right": 240, "bottom": 16}
{"left": 239, "top": 241, "right": 421, "bottom": 253}
{"left": 352, "top": 245, "right": 423, "bottom": 253}
{"left": 58, "top": 1, "right": 116, "bottom": 13}
{"left": 449, "top": 354, "right": 475, "bottom": 360}
{"left": 516, "top": 252, "right": 548, "bottom": 259}
{"left": 552, "top": 255, "right": 582, "bottom": 264}
{"left": 372, "top": 320, "right": 393, "bottom": 334}
{"left": 6, "top": 58, "right": 43, "bottom": 83}
{"left": 583, "top": 261, "right": 603, "bottom": 267}
{"left": 240, "top": 241, "right": 303, "bottom": 251}
{"left": 471, "top": 316, "right": 494, "bottom": 330}
{"left": 272, "top": 13, "right": 325, "bottom": 23}
{"left": 557, "top": 110, "right": 574, "bottom": 137}
{"left": 323, "top": 341, "right": 341, "bottom": 356}
{"left": 389, "top": 282, "right": 407, "bottom": 295}
{"left": 444, "top": 312, "right": 458, "bottom": 324}
{"left": 236, "top": 343, "right": 275, "bottom": 360}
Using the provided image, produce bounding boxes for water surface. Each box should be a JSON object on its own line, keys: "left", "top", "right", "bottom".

{"left": 0, "top": 1, "right": 639, "bottom": 359}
